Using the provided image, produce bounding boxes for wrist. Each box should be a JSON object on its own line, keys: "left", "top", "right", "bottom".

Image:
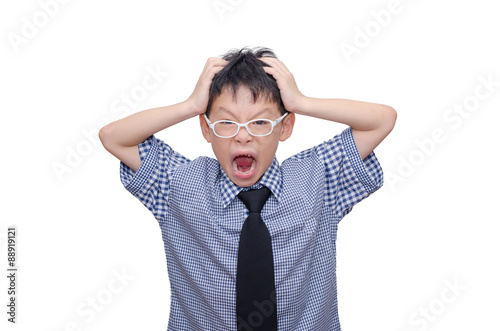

{"left": 287, "top": 95, "right": 310, "bottom": 115}
{"left": 183, "top": 99, "right": 206, "bottom": 117}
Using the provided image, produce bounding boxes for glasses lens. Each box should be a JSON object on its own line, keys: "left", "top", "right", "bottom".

{"left": 214, "top": 121, "right": 238, "bottom": 137}
{"left": 248, "top": 120, "right": 272, "bottom": 136}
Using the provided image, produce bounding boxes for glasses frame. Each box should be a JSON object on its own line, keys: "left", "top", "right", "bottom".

{"left": 204, "top": 112, "right": 289, "bottom": 138}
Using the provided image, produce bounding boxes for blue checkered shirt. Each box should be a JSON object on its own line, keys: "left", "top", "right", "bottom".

{"left": 120, "top": 127, "right": 383, "bottom": 330}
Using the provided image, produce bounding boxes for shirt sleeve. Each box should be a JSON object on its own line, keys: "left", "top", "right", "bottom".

{"left": 119, "top": 135, "right": 190, "bottom": 221}
{"left": 316, "top": 127, "right": 384, "bottom": 218}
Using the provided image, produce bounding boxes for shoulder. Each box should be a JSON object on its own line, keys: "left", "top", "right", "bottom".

{"left": 283, "top": 129, "right": 345, "bottom": 166}
{"left": 169, "top": 154, "right": 220, "bottom": 186}
{"left": 129, "top": 135, "right": 220, "bottom": 187}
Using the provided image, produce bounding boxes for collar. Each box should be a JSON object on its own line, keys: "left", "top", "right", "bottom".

{"left": 218, "top": 157, "right": 282, "bottom": 208}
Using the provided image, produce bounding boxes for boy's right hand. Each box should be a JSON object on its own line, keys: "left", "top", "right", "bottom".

{"left": 186, "top": 57, "right": 227, "bottom": 115}
{"left": 100, "top": 57, "right": 226, "bottom": 173}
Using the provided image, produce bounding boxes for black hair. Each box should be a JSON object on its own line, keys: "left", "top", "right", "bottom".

{"left": 206, "top": 47, "right": 287, "bottom": 117}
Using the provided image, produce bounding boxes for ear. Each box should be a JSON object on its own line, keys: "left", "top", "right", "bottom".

{"left": 199, "top": 114, "right": 212, "bottom": 143}
{"left": 279, "top": 112, "right": 295, "bottom": 142}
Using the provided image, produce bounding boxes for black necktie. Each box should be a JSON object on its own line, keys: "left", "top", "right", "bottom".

{"left": 236, "top": 187, "right": 278, "bottom": 331}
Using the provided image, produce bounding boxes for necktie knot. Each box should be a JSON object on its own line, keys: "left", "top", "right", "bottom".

{"left": 238, "top": 187, "right": 272, "bottom": 213}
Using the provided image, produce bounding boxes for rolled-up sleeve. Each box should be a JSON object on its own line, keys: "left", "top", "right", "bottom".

{"left": 119, "top": 135, "right": 190, "bottom": 222}
{"left": 317, "top": 127, "right": 384, "bottom": 218}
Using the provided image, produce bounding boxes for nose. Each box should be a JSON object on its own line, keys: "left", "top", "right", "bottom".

{"left": 234, "top": 125, "right": 253, "bottom": 143}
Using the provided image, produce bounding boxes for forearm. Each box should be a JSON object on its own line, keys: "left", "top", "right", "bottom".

{"left": 259, "top": 56, "right": 396, "bottom": 159}
{"left": 100, "top": 56, "right": 226, "bottom": 149}
{"left": 293, "top": 96, "right": 396, "bottom": 159}
{"left": 99, "top": 57, "right": 226, "bottom": 171}
{"left": 293, "top": 96, "right": 396, "bottom": 132}
{"left": 99, "top": 100, "right": 198, "bottom": 149}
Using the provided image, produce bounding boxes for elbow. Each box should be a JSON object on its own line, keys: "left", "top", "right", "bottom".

{"left": 98, "top": 124, "right": 109, "bottom": 146}
{"left": 382, "top": 105, "right": 397, "bottom": 132}
{"left": 98, "top": 123, "right": 115, "bottom": 151}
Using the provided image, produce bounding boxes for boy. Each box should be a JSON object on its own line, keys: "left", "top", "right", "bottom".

{"left": 99, "top": 47, "right": 396, "bottom": 330}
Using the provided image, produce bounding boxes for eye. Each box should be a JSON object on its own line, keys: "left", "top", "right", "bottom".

{"left": 219, "top": 120, "right": 234, "bottom": 125}
{"left": 253, "top": 120, "right": 268, "bottom": 126}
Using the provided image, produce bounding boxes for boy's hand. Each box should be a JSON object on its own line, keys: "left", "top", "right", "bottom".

{"left": 261, "top": 56, "right": 396, "bottom": 160}
{"left": 187, "top": 57, "right": 227, "bottom": 115}
{"left": 259, "top": 57, "right": 306, "bottom": 113}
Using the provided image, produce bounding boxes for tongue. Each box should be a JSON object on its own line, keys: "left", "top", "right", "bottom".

{"left": 235, "top": 156, "right": 254, "bottom": 172}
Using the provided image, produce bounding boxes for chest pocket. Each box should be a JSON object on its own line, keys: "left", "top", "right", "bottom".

{"left": 266, "top": 193, "right": 320, "bottom": 240}
{"left": 302, "top": 216, "right": 319, "bottom": 235}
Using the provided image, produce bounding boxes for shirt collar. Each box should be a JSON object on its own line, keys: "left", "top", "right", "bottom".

{"left": 218, "top": 157, "right": 282, "bottom": 208}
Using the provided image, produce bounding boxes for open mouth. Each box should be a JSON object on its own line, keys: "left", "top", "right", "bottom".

{"left": 232, "top": 154, "right": 257, "bottom": 178}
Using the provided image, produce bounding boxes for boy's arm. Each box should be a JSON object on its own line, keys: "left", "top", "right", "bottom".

{"left": 99, "top": 58, "right": 227, "bottom": 171}
{"left": 294, "top": 98, "right": 396, "bottom": 160}
{"left": 260, "top": 58, "right": 397, "bottom": 160}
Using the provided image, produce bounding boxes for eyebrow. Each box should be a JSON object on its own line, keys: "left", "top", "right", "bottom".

{"left": 214, "top": 107, "right": 276, "bottom": 119}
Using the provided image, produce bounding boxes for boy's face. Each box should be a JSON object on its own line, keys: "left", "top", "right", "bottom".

{"left": 200, "top": 86, "right": 295, "bottom": 188}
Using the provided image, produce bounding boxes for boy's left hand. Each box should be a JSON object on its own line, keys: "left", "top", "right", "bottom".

{"left": 259, "top": 57, "right": 306, "bottom": 113}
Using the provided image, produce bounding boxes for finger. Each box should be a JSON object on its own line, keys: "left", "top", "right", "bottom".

{"left": 268, "top": 58, "right": 291, "bottom": 76}
{"left": 206, "top": 57, "right": 228, "bottom": 68}
{"left": 199, "top": 67, "right": 224, "bottom": 86}
{"left": 201, "top": 58, "right": 226, "bottom": 75}
{"left": 259, "top": 57, "right": 289, "bottom": 77}
{"left": 261, "top": 64, "right": 277, "bottom": 74}
{"left": 261, "top": 65, "right": 283, "bottom": 80}
{"left": 258, "top": 57, "right": 278, "bottom": 69}
{"left": 208, "top": 65, "right": 225, "bottom": 76}
{"left": 200, "top": 58, "right": 227, "bottom": 81}
{"left": 259, "top": 58, "right": 280, "bottom": 73}
{"left": 259, "top": 57, "right": 284, "bottom": 69}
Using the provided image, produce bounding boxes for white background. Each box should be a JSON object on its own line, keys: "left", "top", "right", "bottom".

{"left": 1, "top": 0, "right": 499, "bottom": 330}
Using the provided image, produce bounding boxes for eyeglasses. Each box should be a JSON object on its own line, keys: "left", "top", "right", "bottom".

{"left": 204, "top": 113, "right": 288, "bottom": 138}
